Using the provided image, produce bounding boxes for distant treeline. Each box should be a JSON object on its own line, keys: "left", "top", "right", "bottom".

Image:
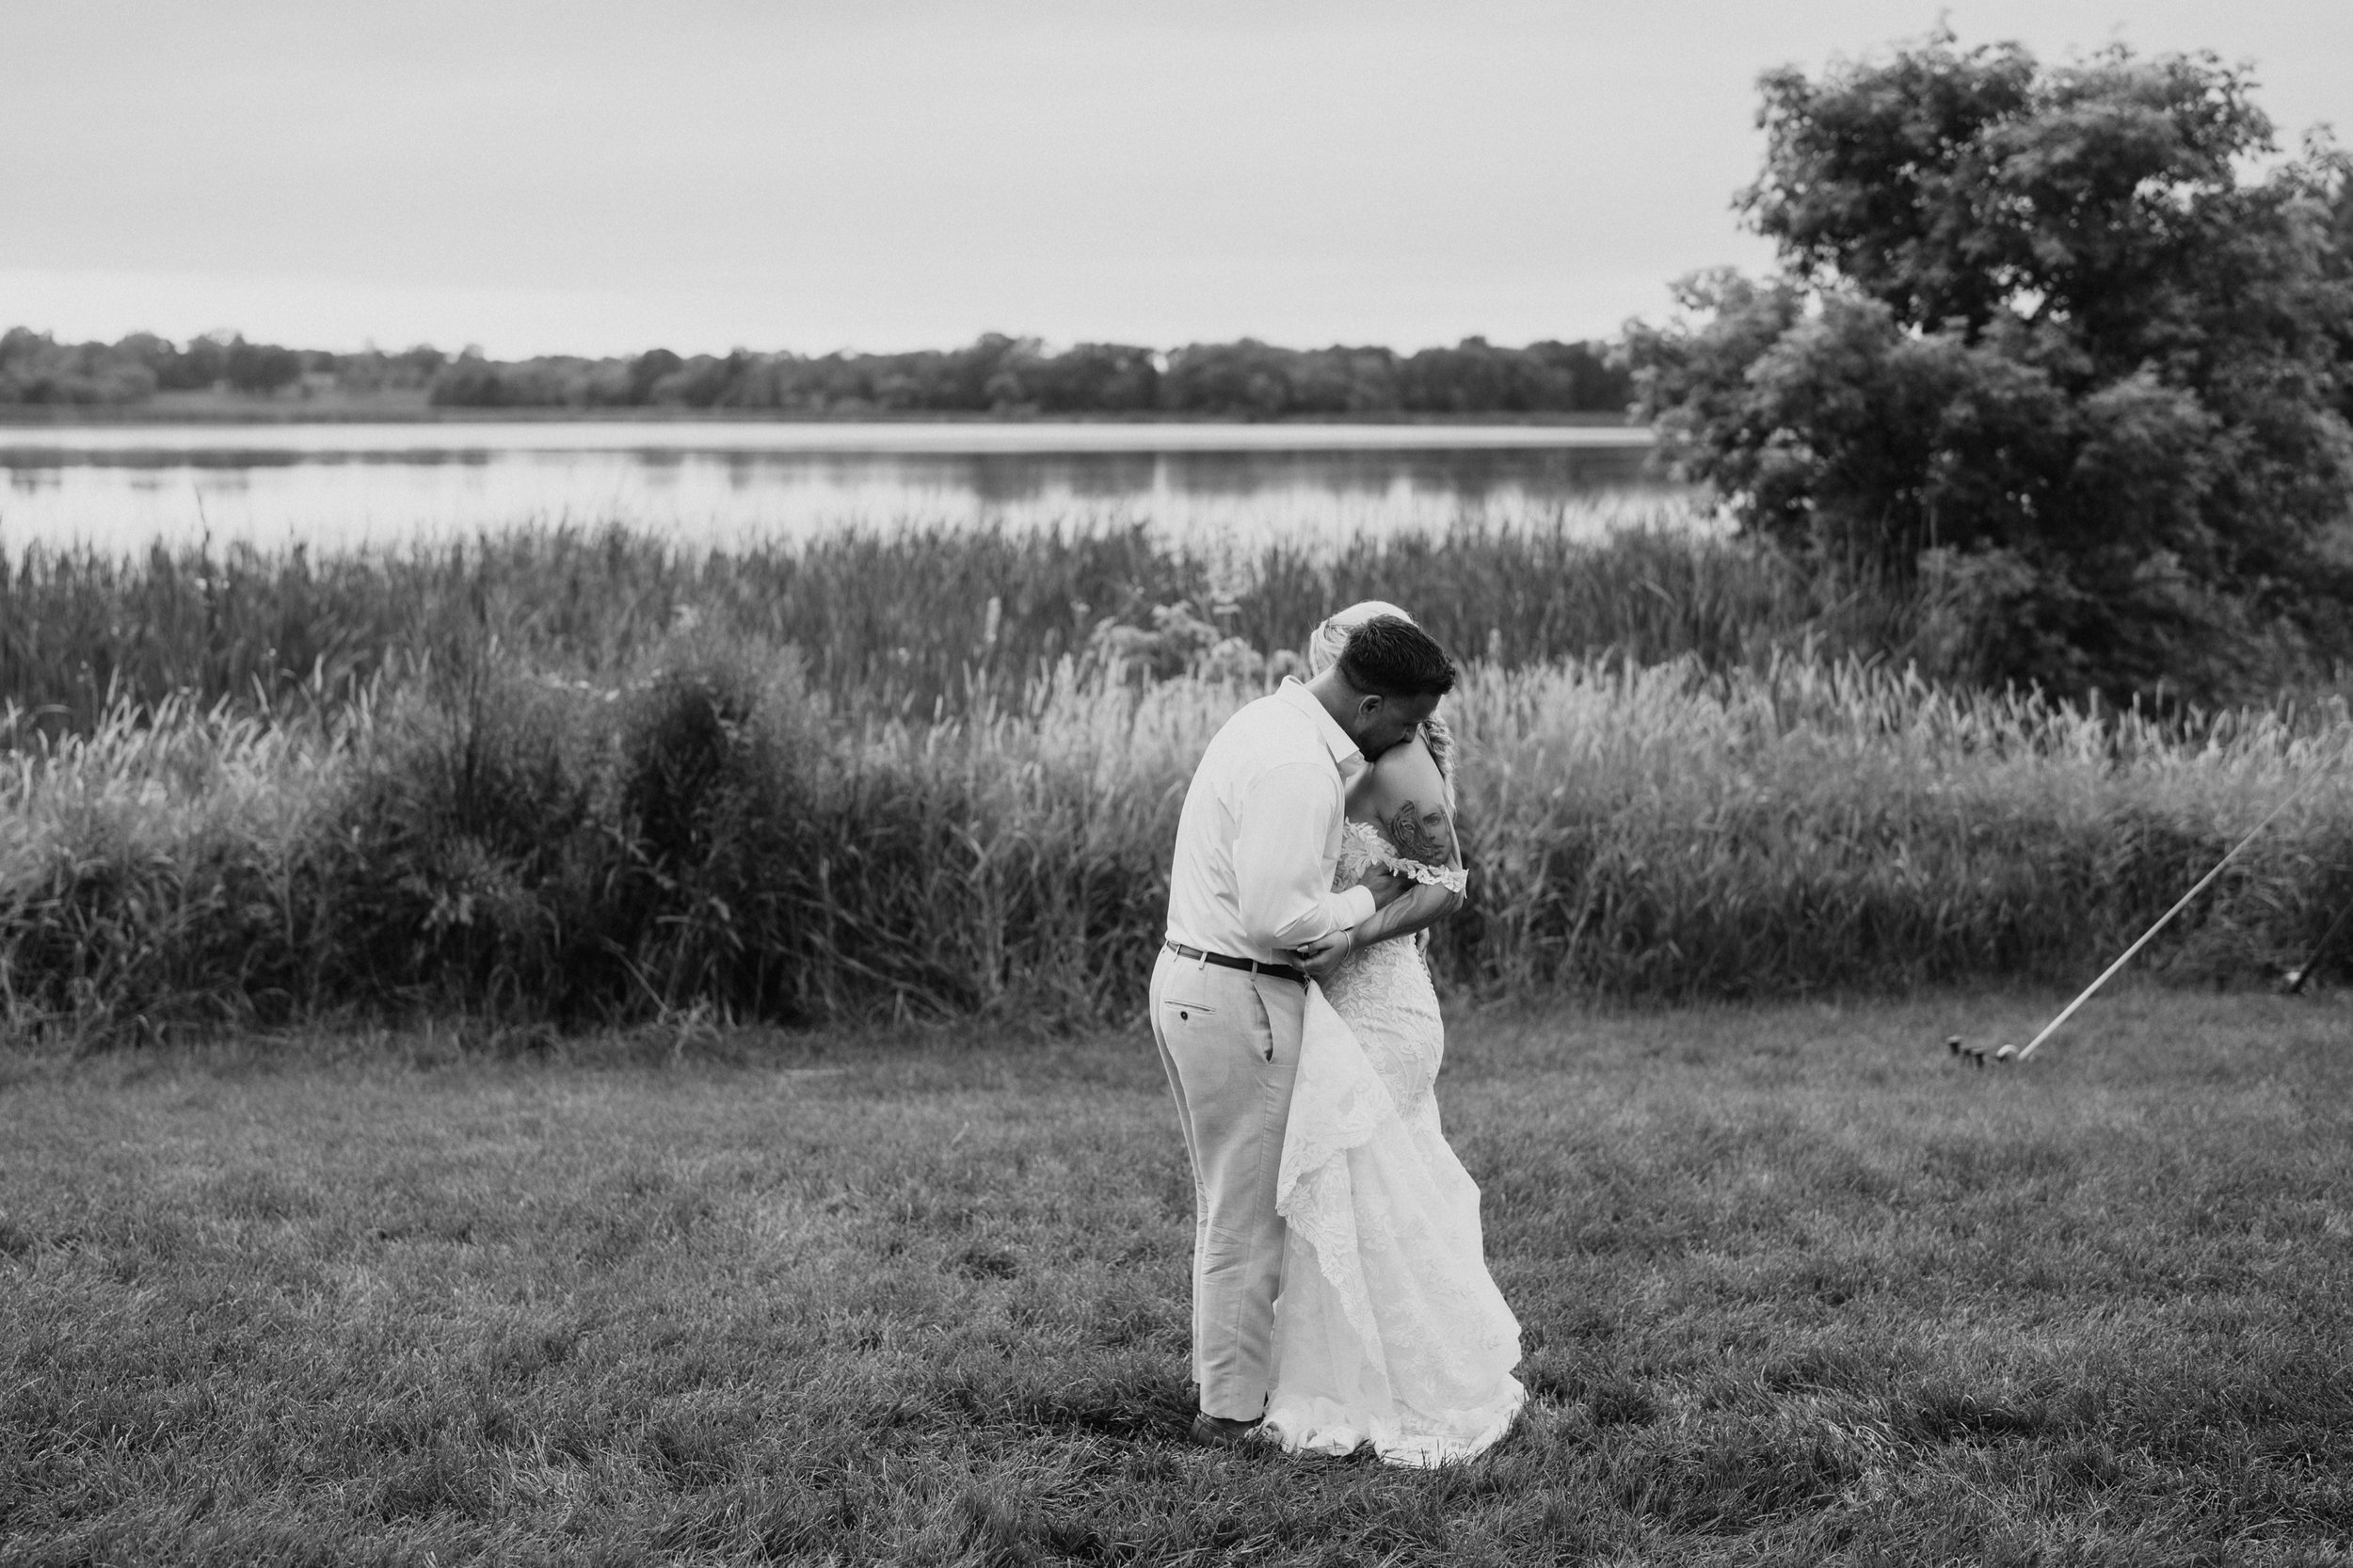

{"left": 0, "top": 328, "right": 446, "bottom": 406}
{"left": 425, "top": 334, "right": 1634, "bottom": 417}
{"left": 0, "top": 327, "right": 1632, "bottom": 418}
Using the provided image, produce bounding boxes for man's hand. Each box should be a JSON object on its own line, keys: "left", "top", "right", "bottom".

{"left": 1292, "top": 926, "right": 1355, "bottom": 982}
{"left": 1359, "top": 865, "right": 1409, "bottom": 910}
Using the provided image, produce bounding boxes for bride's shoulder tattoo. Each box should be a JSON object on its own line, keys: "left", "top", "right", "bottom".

{"left": 1382, "top": 799, "right": 1453, "bottom": 867}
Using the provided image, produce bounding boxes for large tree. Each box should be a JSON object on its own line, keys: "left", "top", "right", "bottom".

{"left": 1627, "top": 34, "right": 2353, "bottom": 702}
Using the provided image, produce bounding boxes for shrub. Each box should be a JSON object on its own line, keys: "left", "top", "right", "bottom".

{"left": 614, "top": 637, "right": 826, "bottom": 1017}
{"left": 1626, "top": 33, "right": 2353, "bottom": 705}
{"left": 315, "top": 657, "right": 619, "bottom": 1021}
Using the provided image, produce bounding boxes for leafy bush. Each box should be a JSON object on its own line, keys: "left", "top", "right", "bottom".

{"left": 1626, "top": 33, "right": 2353, "bottom": 705}
{"left": 316, "top": 659, "right": 617, "bottom": 1020}
{"left": 613, "top": 638, "right": 826, "bottom": 1016}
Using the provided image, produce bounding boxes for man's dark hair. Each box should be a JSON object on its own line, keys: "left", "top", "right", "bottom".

{"left": 1337, "top": 616, "right": 1457, "bottom": 698}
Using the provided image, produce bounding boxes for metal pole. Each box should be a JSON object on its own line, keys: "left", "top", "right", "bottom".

{"left": 2013, "top": 745, "right": 2345, "bottom": 1063}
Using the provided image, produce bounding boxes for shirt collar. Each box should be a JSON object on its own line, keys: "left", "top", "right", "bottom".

{"left": 1276, "top": 677, "right": 1368, "bottom": 785}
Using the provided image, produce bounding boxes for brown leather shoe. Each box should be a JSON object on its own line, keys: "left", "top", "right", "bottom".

{"left": 1189, "top": 1412, "right": 1261, "bottom": 1449}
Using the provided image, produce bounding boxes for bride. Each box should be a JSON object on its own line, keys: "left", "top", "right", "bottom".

{"left": 1265, "top": 601, "right": 1525, "bottom": 1465}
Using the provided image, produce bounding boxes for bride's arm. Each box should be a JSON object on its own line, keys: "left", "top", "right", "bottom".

{"left": 1347, "top": 840, "right": 1464, "bottom": 950}
{"left": 1295, "top": 731, "right": 1466, "bottom": 977}
{"left": 1345, "top": 734, "right": 1466, "bottom": 950}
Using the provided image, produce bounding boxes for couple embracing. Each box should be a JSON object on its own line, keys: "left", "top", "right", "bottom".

{"left": 1150, "top": 601, "right": 1524, "bottom": 1465}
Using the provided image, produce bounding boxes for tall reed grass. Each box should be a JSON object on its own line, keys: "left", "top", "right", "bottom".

{"left": 1444, "top": 656, "right": 2353, "bottom": 997}
{"left": 1, "top": 505, "right": 1841, "bottom": 738}
{"left": 4, "top": 639, "right": 2346, "bottom": 1042}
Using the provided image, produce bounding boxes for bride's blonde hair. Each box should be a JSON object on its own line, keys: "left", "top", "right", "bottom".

{"left": 1307, "top": 600, "right": 1456, "bottom": 807}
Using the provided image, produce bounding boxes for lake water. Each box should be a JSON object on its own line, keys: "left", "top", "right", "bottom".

{"left": 0, "top": 420, "right": 1674, "bottom": 555}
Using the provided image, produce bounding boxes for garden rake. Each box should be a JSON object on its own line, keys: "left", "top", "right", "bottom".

{"left": 1947, "top": 735, "right": 2350, "bottom": 1069}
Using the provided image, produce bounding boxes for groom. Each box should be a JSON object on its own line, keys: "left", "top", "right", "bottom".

{"left": 1151, "top": 615, "right": 1458, "bottom": 1448}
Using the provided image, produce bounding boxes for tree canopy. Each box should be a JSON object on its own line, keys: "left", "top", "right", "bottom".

{"left": 1628, "top": 33, "right": 2353, "bottom": 703}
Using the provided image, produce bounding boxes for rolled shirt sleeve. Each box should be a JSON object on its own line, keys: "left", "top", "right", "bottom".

{"left": 1233, "top": 761, "right": 1379, "bottom": 953}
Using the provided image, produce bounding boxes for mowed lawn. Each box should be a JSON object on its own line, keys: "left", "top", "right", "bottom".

{"left": 5, "top": 988, "right": 2352, "bottom": 1566}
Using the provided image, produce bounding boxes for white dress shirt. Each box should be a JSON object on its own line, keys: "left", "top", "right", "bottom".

{"left": 1164, "top": 679, "right": 1379, "bottom": 966}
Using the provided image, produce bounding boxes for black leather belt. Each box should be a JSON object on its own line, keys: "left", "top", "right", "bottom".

{"left": 1163, "top": 940, "right": 1306, "bottom": 985}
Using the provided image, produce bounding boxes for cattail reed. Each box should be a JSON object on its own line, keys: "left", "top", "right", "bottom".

{"left": 3, "top": 635, "right": 2346, "bottom": 1043}
{"left": 4, "top": 504, "right": 1827, "bottom": 737}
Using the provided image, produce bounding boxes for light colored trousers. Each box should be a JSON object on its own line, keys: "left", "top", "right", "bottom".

{"left": 1147, "top": 945, "right": 1307, "bottom": 1421}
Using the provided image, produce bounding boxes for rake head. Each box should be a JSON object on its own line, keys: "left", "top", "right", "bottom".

{"left": 1946, "top": 1035, "right": 2020, "bottom": 1069}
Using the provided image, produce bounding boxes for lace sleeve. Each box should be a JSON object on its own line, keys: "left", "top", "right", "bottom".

{"left": 1377, "top": 854, "right": 1468, "bottom": 896}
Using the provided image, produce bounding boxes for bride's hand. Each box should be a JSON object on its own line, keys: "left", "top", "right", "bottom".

{"left": 1293, "top": 926, "right": 1355, "bottom": 981}
{"left": 1359, "top": 866, "right": 1408, "bottom": 909}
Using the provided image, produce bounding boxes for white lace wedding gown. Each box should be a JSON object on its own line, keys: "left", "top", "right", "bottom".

{"left": 1261, "top": 820, "right": 1525, "bottom": 1465}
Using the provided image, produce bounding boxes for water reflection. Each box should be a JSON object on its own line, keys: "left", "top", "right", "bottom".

{"left": 0, "top": 422, "right": 1676, "bottom": 553}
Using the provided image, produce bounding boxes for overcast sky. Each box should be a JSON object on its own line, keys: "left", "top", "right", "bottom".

{"left": 6, "top": 0, "right": 2347, "bottom": 358}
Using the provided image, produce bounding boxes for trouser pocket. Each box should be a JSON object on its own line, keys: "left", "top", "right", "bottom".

{"left": 1244, "top": 986, "right": 1275, "bottom": 1062}
{"left": 1166, "top": 989, "right": 1273, "bottom": 1062}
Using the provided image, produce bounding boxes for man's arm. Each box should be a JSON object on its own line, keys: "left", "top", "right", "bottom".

{"left": 1233, "top": 760, "right": 1387, "bottom": 953}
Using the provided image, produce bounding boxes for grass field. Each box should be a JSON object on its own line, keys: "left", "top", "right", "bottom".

{"left": 7, "top": 985, "right": 2352, "bottom": 1564}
